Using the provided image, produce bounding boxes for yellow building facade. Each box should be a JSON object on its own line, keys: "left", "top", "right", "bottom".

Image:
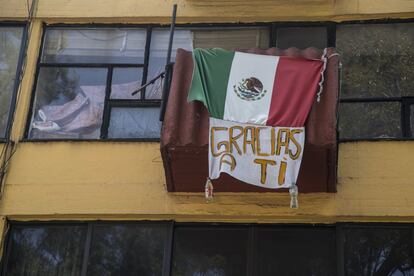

{"left": 0, "top": 0, "right": 413, "bottom": 275}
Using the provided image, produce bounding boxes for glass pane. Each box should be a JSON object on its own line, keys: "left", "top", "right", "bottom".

{"left": 146, "top": 29, "right": 193, "bottom": 99}
{"left": 0, "top": 27, "right": 23, "bottom": 138}
{"left": 5, "top": 225, "right": 86, "bottom": 276}
{"left": 29, "top": 67, "right": 107, "bottom": 139}
{"left": 411, "top": 105, "right": 414, "bottom": 138}
{"left": 344, "top": 227, "right": 414, "bottom": 276}
{"left": 257, "top": 227, "right": 335, "bottom": 276}
{"left": 42, "top": 28, "right": 147, "bottom": 64}
{"left": 87, "top": 224, "right": 168, "bottom": 276}
{"left": 276, "top": 27, "right": 327, "bottom": 49}
{"left": 110, "top": 67, "right": 143, "bottom": 99}
{"left": 172, "top": 227, "right": 248, "bottom": 276}
{"left": 193, "top": 28, "right": 270, "bottom": 50}
{"left": 339, "top": 102, "right": 401, "bottom": 139}
{"left": 107, "top": 107, "right": 161, "bottom": 138}
{"left": 337, "top": 23, "right": 414, "bottom": 98}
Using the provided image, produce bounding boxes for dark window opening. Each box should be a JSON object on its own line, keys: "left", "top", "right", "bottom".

{"left": 2, "top": 222, "right": 414, "bottom": 276}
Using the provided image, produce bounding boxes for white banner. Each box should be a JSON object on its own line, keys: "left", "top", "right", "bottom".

{"left": 209, "top": 118, "right": 305, "bottom": 189}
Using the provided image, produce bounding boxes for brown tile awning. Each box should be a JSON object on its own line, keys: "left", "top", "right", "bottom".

{"left": 161, "top": 47, "right": 339, "bottom": 193}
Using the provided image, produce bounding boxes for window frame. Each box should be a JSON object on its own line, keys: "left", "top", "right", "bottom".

{"left": 24, "top": 22, "right": 336, "bottom": 142}
{"left": 2, "top": 221, "right": 414, "bottom": 276}
{"left": 1, "top": 220, "right": 175, "bottom": 276}
{"left": 337, "top": 18, "right": 414, "bottom": 142}
{"left": 24, "top": 24, "right": 163, "bottom": 142}
{"left": 19, "top": 19, "right": 414, "bottom": 142}
{"left": 0, "top": 22, "right": 27, "bottom": 141}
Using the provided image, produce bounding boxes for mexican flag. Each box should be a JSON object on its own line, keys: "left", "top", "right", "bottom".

{"left": 188, "top": 48, "right": 325, "bottom": 189}
{"left": 188, "top": 48, "right": 323, "bottom": 127}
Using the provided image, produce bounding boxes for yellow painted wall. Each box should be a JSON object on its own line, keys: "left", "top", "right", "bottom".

{"left": 0, "top": 1, "right": 413, "bottom": 225}
{"left": 1, "top": 141, "right": 414, "bottom": 223}
{"left": 1, "top": 0, "right": 414, "bottom": 23}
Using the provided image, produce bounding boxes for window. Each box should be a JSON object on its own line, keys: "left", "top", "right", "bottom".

{"left": 27, "top": 27, "right": 177, "bottom": 140}
{"left": 172, "top": 226, "right": 248, "bottom": 275}
{"left": 27, "top": 26, "right": 270, "bottom": 140}
{"left": 4, "top": 224, "right": 87, "bottom": 275}
{"left": 257, "top": 227, "right": 336, "bottom": 275}
{"left": 343, "top": 226, "right": 414, "bottom": 275}
{"left": 337, "top": 22, "right": 414, "bottom": 140}
{"left": 3, "top": 223, "right": 414, "bottom": 276}
{"left": 2, "top": 222, "right": 170, "bottom": 275}
{"left": 0, "top": 25, "right": 24, "bottom": 139}
{"left": 87, "top": 224, "right": 169, "bottom": 275}
{"left": 29, "top": 23, "right": 414, "bottom": 141}
{"left": 274, "top": 25, "right": 329, "bottom": 49}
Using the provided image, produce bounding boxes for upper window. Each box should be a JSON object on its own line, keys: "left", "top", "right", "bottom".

{"left": 27, "top": 26, "right": 270, "bottom": 140}
{"left": 28, "top": 27, "right": 176, "bottom": 140}
{"left": 0, "top": 25, "right": 24, "bottom": 139}
{"left": 275, "top": 25, "right": 328, "bottom": 49}
{"left": 337, "top": 23, "right": 414, "bottom": 140}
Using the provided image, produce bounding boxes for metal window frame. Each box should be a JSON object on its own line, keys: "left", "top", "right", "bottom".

{"left": 339, "top": 97, "right": 414, "bottom": 142}
{"left": 0, "top": 22, "right": 27, "bottom": 141}
{"left": 22, "top": 23, "right": 261, "bottom": 142}
{"left": 24, "top": 24, "right": 163, "bottom": 142}
{"left": 1, "top": 220, "right": 174, "bottom": 276}
{"left": 23, "top": 22, "right": 337, "bottom": 142}
{"left": 15, "top": 19, "right": 414, "bottom": 142}
{"left": 2, "top": 221, "right": 412, "bottom": 276}
{"left": 337, "top": 19, "right": 414, "bottom": 142}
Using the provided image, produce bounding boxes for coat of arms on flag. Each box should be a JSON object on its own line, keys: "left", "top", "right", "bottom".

{"left": 187, "top": 48, "right": 327, "bottom": 206}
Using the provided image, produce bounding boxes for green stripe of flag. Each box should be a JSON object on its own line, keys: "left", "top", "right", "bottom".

{"left": 188, "top": 48, "right": 235, "bottom": 119}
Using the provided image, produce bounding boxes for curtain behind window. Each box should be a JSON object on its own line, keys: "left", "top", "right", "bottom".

{"left": 193, "top": 28, "right": 269, "bottom": 50}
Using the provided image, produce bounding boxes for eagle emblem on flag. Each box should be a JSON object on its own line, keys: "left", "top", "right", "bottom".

{"left": 234, "top": 77, "right": 267, "bottom": 101}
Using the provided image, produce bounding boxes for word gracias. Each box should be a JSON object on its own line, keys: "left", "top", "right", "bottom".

{"left": 210, "top": 125, "right": 303, "bottom": 185}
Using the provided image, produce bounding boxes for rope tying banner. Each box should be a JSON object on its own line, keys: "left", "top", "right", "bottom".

{"left": 316, "top": 48, "right": 328, "bottom": 103}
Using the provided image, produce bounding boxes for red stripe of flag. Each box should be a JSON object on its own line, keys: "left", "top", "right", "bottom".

{"left": 266, "top": 57, "right": 323, "bottom": 127}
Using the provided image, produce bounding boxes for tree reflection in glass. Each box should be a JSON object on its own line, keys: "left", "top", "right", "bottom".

{"left": 5, "top": 225, "right": 86, "bottom": 276}
{"left": 344, "top": 228, "right": 414, "bottom": 276}
{"left": 172, "top": 227, "right": 248, "bottom": 276}
{"left": 87, "top": 224, "right": 167, "bottom": 276}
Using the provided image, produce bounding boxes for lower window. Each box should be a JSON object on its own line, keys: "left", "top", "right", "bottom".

{"left": 2, "top": 223, "right": 414, "bottom": 276}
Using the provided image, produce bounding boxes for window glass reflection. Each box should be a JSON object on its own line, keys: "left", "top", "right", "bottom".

{"left": 0, "top": 27, "right": 24, "bottom": 138}
{"left": 147, "top": 30, "right": 193, "bottom": 99}
{"left": 344, "top": 228, "right": 414, "bottom": 276}
{"left": 29, "top": 67, "right": 107, "bottom": 139}
{"left": 42, "top": 29, "right": 147, "bottom": 64}
{"left": 110, "top": 67, "right": 143, "bottom": 99}
{"left": 5, "top": 225, "right": 86, "bottom": 276}
{"left": 339, "top": 102, "right": 402, "bottom": 139}
{"left": 337, "top": 23, "right": 414, "bottom": 99}
{"left": 107, "top": 107, "right": 161, "bottom": 139}
{"left": 87, "top": 224, "right": 168, "bottom": 276}
{"left": 172, "top": 227, "right": 248, "bottom": 276}
{"left": 257, "top": 227, "right": 336, "bottom": 276}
